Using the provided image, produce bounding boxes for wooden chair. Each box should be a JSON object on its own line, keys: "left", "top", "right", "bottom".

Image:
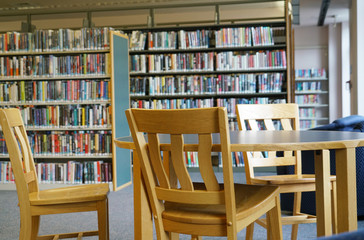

{"left": 0, "top": 108, "right": 109, "bottom": 240}
{"left": 126, "top": 107, "right": 283, "bottom": 240}
{"left": 235, "top": 103, "right": 337, "bottom": 240}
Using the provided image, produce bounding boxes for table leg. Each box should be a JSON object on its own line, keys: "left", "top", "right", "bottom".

{"left": 133, "top": 153, "right": 153, "bottom": 240}
{"left": 315, "top": 149, "right": 332, "bottom": 237}
{"left": 336, "top": 148, "right": 358, "bottom": 233}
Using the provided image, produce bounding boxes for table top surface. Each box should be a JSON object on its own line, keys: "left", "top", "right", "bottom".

{"left": 115, "top": 130, "right": 364, "bottom": 151}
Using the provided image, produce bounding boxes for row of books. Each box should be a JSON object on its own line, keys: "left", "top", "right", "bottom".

{"left": 131, "top": 98, "right": 214, "bottom": 110}
{"left": 146, "top": 30, "right": 211, "bottom": 50}
{"left": 299, "top": 107, "right": 316, "bottom": 118}
{"left": 295, "top": 94, "right": 320, "bottom": 105}
{"left": 300, "top": 120, "right": 317, "bottom": 129}
{"left": 184, "top": 151, "right": 243, "bottom": 168}
{"left": 295, "top": 81, "right": 322, "bottom": 92}
{"left": 0, "top": 131, "right": 112, "bottom": 156}
{"left": 215, "top": 26, "right": 275, "bottom": 48}
{"left": 0, "top": 53, "right": 109, "bottom": 77}
{"left": 0, "top": 28, "right": 113, "bottom": 52}
{"left": 131, "top": 52, "right": 214, "bottom": 73}
{"left": 216, "top": 50, "right": 287, "bottom": 70}
{"left": 129, "top": 26, "right": 283, "bottom": 51}
{"left": 131, "top": 97, "right": 286, "bottom": 117}
{"left": 216, "top": 97, "right": 287, "bottom": 117}
{"left": 19, "top": 104, "right": 111, "bottom": 128}
{"left": 295, "top": 94, "right": 319, "bottom": 104}
{"left": 217, "top": 152, "right": 244, "bottom": 167}
{"left": 0, "top": 161, "right": 112, "bottom": 184}
{"left": 131, "top": 50, "right": 286, "bottom": 74}
{"left": 0, "top": 79, "right": 110, "bottom": 103}
{"left": 130, "top": 73, "right": 284, "bottom": 96}
{"left": 295, "top": 68, "right": 327, "bottom": 78}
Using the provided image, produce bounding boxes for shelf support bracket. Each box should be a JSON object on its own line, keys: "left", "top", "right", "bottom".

{"left": 215, "top": 5, "right": 220, "bottom": 25}
{"left": 148, "top": 8, "right": 155, "bottom": 28}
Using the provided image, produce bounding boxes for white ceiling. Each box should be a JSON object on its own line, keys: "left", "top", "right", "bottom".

{"left": 0, "top": 0, "right": 352, "bottom": 26}
{"left": 299, "top": 0, "right": 350, "bottom": 26}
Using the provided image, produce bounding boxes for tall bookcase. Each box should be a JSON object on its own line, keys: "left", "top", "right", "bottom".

{"left": 0, "top": 29, "right": 131, "bottom": 191}
{"left": 128, "top": 22, "right": 291, "bottom": 131}
{"left": 127, "top": 20, "right": 292, "bottom": 167}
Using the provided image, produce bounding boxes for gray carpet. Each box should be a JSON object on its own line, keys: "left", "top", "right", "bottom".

{"left": 1, "top": 171, "right": 363, "bottom": 240}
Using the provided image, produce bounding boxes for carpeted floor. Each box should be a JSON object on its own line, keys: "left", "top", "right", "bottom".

{"left": 1, "top": 171, "right": 363, "bottom": 240}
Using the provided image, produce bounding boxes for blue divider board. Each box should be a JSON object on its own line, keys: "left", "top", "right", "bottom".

{"left": 111, "top": 32, "right": 132, "bottom": 190}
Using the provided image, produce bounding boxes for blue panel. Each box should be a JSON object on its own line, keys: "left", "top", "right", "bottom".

{"left": 112, "top": 33, "right": 132, "bottom": 189}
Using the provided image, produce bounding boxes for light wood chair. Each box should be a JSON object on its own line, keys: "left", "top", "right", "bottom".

{"left": 0, "top": 108, "right": 109, "bottom": 240}
{"left": 126, "top": 107, "right": 283, "bottom": 240}
{"left": 235, "top": 103, "right": 337, "bottom": 240}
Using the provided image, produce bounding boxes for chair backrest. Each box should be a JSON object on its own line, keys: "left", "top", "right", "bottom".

{"left": 0, "top": 108, "right": 39, "bottom": 205}
{"left": 235, "top": 103, "right": 301, "bottom": 182}
{"left": 125, "top": 107, "right": 236, "bottom": 229}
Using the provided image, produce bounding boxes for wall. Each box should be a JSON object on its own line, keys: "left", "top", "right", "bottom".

{"left": 294, "top": 25, "right": 328, "bottom": 69}
{"left": 0, "top": 2, "right": 285, "bottom": 31}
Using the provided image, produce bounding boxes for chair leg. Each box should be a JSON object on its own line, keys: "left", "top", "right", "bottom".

{"left": 245, "top": 223, "right": 254, "bottom": 240}
{"left": 19, "top": 209, "right": 33, "bottom": 240}
{"left": 30, "top": 216, "right": 40, "bottom": 240}
{"left": 169, "top": 232, "right": 179, "bottom": 239}
{"left": 266, "top": 213, "right": 272, "bottom": 240}
{"left": 331, "top": 181, "right": 338, "bottom": 234}
{"left": 267, "top": 196, "right": 283, "bottom": 240}
{"left": 291, "top": 192, "right": 301, "bottom": 240}
{"left": 97, "top": 199, "right": 109, "bottom": 240}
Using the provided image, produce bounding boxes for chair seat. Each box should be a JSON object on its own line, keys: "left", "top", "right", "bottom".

{"left": 29, "top": 183, "right": 109, "bottom": 205}
{"left": 251, "top": 174, "right": 336, "bottom": 185}
{"left": 162, "top": 184, "right": 280, "bottom": 225}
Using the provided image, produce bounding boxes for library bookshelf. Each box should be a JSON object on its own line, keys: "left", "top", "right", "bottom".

{"left": 0, "top": 29, "right": 131, "bottom": 191}
{"left": 127, "top": 20, "right": 293, "bottom": 167}
{"left": 294, "top": 68, "right": 329, "bottom": 129}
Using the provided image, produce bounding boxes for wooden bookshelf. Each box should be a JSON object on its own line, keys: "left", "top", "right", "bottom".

{"left": 128, "top": 22, "right": 291, "bottom": 126}
{"left": 0, "top": 29, "right": 131, "bottom": 191}
{"left": 294, "top": 69, "right": 329, "bottom": 129}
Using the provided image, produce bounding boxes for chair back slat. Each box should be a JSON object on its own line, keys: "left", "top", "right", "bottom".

{"left": 236, "top": 104, "right": 301, "bottom": 179}
{"left": 170, "top": 134, "right": 194, "bottom": 191}
{"left": 24, "top": 171, "right": 37, "bottom": 184}
{"left": 14, "top": 126, "right": 31, "bottom": 172}
{"left": 247, "top": 120, "right": 259, "bottom": 131}
{"left": 198, "top": 134, "right": 219, "bottom": 191}
{"left": 263, "top": 119, "right": 275, "bottom": 130}
{"left": 148, "top": 133, "right": 170, "bottom": 189}
{"left": 0, "top": 109, "right": 40, "bottom": 200}
{"left": 281, "top": 119, "right": 293, "bottom": 130}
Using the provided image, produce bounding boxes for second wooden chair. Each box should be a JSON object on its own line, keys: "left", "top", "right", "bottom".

{"left": 236, "top": 103, "right": 337, "bottom": 240}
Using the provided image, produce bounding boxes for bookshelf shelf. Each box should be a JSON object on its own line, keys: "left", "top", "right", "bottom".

{"left": 0, "top": 154, "right": 112, "bottom": 159}
{"left": 130, "top": 44, "right": 287, "bottom": 55}
{"left": 295, "top": 77, "right": 328, "bottom": 81}
{"left": 0, "top": 49, "right": 110, "bottom": 56}
{"left": 295, "top": 90, "right": 328, "bottom": 94}
{"left": 0, "top": 75, "right": 111, "bottom": 81}
{"left": 0, "top": 100, "right": 111, "bottom": 106}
